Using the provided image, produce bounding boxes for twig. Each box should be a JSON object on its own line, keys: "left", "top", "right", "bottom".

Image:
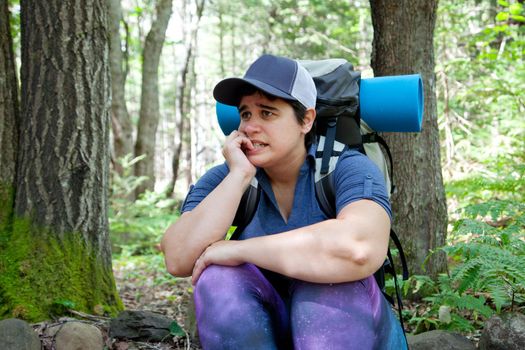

{"left": 67, "top": 309, "right": 111, "bottom": 322}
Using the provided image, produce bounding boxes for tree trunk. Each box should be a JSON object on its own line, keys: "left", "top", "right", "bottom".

{"left": 134, "top": 0, "right": 173, "bottom": 195}
{"left": 369, "top": 0, "right": 448, "bottom": 277}
{"left": 0, "top": 0, "right": 122, "bottom": 321}
{"left": 107, "top": 0, "right": 133, "bottom": 172}
{"left": 167, "top": 0, "right": 205, "bottom": 196}
{"left": 0, "top": 0, "right": 19, "bottom": 232}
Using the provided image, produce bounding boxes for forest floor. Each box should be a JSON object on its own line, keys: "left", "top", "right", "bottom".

{"left": 111, "top": 254, "right": 200, "bottom": 349}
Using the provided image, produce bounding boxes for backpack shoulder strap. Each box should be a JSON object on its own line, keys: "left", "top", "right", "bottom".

{"left": 314, "top": 136, "right": 346, "bottom": 217}
{"left": 230, "top": 177, "right": 260, "bottom": 240}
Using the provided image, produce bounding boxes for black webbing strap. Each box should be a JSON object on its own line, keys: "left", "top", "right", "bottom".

{"left": 388, "top": 246, "right": 408, "bottom": 346}
{"left": 390, "top": 228, "right": 409, "bottom": 281}
{"left": 230, "top": 184, "right": 261, "bottom": 241}
{"left": 320, "top": 117, "right": 338, "bottom": 175}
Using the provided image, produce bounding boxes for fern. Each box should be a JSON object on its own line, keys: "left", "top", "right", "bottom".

{"left": 407, "top": 196, "right": 524, "bottom": 333}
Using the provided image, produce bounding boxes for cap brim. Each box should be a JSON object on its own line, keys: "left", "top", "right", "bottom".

{"left": 213, "top": 77, "right": 296, "bottom": 107}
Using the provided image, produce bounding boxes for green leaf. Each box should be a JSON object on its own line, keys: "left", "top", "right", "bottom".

{"left": 54, "top": 299, "right": 76, "bottom": 309}
{"left": 496, "top": 12, "right": 510, "bottom": 21}
{"left": 169, "top": 321, "right": 186, "bottom": 337}
{"left": 50, "top": 299, "right": 76, "bottom": 316}
{"left": 498, "top": 0, "right": 509, "bottom": 6}
{"left": 509, "top": 3, "right": 523, "bottom": 15}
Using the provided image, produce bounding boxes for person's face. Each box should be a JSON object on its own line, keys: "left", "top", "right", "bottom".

{"left": 238, "top": 92, "right": 313, "bottom": 170}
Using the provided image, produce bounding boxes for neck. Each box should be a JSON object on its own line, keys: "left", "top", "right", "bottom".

{"left": 264, "top": 146, "right": 307, "bottom": 185}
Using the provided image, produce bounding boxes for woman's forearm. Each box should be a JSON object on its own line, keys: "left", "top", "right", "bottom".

{"left": 236, "top": 201, "right": 390, "bottom": 283}
{"left": 161, "top": 170, "right": 253, "bottom": 277}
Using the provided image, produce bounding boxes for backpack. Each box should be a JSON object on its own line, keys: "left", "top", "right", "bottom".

{"left": 229, "top": 58, "right": 409, "bottom": 330}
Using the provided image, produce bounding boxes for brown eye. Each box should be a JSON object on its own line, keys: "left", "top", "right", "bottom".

{"left": 261, "top": 110, "right": 273, "bottom": 118}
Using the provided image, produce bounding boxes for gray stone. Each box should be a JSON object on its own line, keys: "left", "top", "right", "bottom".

{"left": 52, "top": 322, "right": 104, "bottom": 350}
{"left": 407, "top": 330, "right": 475, "bottom": 350}
{"left": 479, "top": 312, "right": 525, "bottom": 350}
{"left": 0, "top": 318, "right": 41, "bottom": 350}
{"left": 109, "top": 310, "right": 173, "bottom": 342}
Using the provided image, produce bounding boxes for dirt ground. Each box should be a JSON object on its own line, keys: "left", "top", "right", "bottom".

{"left": 111, "top": 256, "right": 201, "bottom": 349}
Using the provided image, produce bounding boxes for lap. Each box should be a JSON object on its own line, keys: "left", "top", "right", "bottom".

{"left": 194, "top": 264, "right": 406, "bottom": 350}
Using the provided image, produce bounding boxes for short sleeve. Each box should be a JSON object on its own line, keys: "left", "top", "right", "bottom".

{"left": 180, "top": 163, "right": 229, "bottom": 213}
{"left": 333, "top": 149, "right": 392, "bottom": 218}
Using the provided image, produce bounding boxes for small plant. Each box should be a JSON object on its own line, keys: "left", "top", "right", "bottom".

{"left": 401, "top": 199, "right": 525, "bottom": 334}
{"left": 445, "top": 200, "right": 525, "bottom": 312}
{"left": 109, "top": 154, "right": 179, "bottom": 256}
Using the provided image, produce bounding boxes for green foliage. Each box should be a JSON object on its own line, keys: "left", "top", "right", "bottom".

{"left": 399, "top": 144, "right": 524, "bottom": 334}
{"left": 446, "top": 200, "right": 525, "bottom": 311}
{"left": 445, "top": 151, "right": 524, "bottom": 206}
{"left": 50, "top": 299, "right": 77, "bottom": 317}
{"left": 400, "top": 198, "right": 525, "bottom": 334}
{"left": 436, "top": 0, "right": 524, "bottom": 176}
{"left": 114, "top": 252, "right": 177, "bottom": 289}
{"left": 209, "top": 0, "right": 369, "bottom": 68}
{"left": 169, "top": 321, "right": 186, "bottom": 337}
{"left": 109, "top": 155, "right": 179, "bottom": 256}
{"left": 7, "top": 1, "right": 20, "bottom": 50}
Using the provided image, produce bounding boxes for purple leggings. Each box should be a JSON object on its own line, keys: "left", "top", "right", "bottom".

{"left": 194, "top": 264, "right": 407, "bottom": 349}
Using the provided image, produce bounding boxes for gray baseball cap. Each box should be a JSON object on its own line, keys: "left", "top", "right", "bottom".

{"left": 213, "top": 54, "right": 317, "bottom": 109}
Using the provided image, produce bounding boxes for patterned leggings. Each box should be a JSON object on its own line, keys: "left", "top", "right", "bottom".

{"left": 194, "top": 263, "right": 407, "bottom": 350}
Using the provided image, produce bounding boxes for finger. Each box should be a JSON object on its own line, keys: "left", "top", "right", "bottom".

{"left": 191, "top": 257, "right": 207, "bottom": 285}
{"left": 239, "top": 136, "right": 254, "bottom": 151}
{"left": 191, "top": 262, "right": 202, "bottom": 285}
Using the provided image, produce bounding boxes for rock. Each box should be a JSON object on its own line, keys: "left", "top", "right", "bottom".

{"left": 407, "top": 330, "right": 475, "bottom": 350}
{"left": 52, "top": 322, "right": 104, "bottom": 350}
{"left": 109, "top": 310, "right": 173, "bottom": 342}
{"left": 479, "top": 312, "right": 525, "bottom": 350}
{"left": 0, "top": 318, "right": 41, "bottom": 350}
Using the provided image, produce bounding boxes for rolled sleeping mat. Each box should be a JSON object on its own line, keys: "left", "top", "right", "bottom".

{"left": 216, "top": 73, "right": 424, "bottom": 135}
{"left": 216, "top": 102, "right": 241, "bottom": 135}
{"left": 359, "top": 74, "right": 424, "bottom": 132}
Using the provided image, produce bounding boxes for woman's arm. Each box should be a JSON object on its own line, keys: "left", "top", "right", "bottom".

{"left": 191, "top": 199, "right": 390, "bottom": 284}
{"left": 161, "top": 131, "right": 256, "bottom": 277}
{"left": 161, "top": 170, "right": 252, "bottom": 277}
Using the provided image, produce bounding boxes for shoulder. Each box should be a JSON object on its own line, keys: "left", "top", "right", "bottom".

{"left": 334, "top": 149, "right": 383, "bottom": 179}
{"left": 332, "top": 148, "right": 391, "bottom": 217}
{"left": 195, "top": 163, "right": 230, "bottom": 187}
{"left": 180, "top": 163, "right": 229, "bottom": 212}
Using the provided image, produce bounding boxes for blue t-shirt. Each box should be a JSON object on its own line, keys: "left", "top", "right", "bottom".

{"left": 181, "top": 144, "right": 391, "bottom": 240}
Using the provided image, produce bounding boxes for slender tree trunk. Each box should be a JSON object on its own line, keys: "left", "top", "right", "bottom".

{"left": 0, "top": 0, "right": 19, "bottom": 232}
{"left": 218, "top": 6, "right": 225, "bottom": 77}
{"left": 134, "top": 0, "right": 173, "bottom": 195}
{"left": 107, "top": 0, "right": 133, "bottom": 172}
{"left": 0, "top": 0, "right": 122, "bottom": 321}
{"left": 369, "top": 0, "right": 448, "bottom": 277}
{"left": 186, "top": 110, "right": 195, "bottom": 186}
{"left": 167, "top": 0, "right": 205, "bottom": 196}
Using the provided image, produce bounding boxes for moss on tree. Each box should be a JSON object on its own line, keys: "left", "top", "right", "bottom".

{"left": 0, "top": 215, "right": 123, "bottom": 322}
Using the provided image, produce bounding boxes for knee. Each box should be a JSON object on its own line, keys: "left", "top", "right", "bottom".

{"left": 194, "top": 264, "right": 256, "bottom": 302}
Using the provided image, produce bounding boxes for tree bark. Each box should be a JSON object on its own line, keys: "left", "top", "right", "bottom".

{"left": 0, "top": 0, "right": 19, "bottom": 232}
{"left": 134, "top": 0, "right": 173, "bottom": 195}
{"left": 107, "top": 0, "right": 133, "bottom": 172}
{"left": 0, "top": 0, "right": 122, "bottom": 321}
{"left": 369, "top": 0, "right": 448, "bottom": 277}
